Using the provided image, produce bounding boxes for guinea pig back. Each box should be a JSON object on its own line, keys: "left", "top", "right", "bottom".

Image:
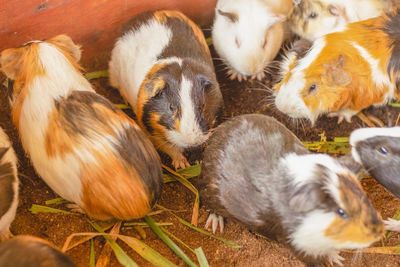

{"left": 0, "top": 35, "right": 163, "bottom": 220}
{"left": 109, "top": 10, "right": 222, "bottom": 169}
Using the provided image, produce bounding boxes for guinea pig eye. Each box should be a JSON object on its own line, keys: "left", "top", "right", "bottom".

{"left": 336, "top": 208, "right": 348, "bottom": 219}
{"left": 377, "top": 146, "right": 389, "bottom": 155}
{"left": 309, "top": 12, "right": 317, "bottom": 19}
{"left": 168, "top": 103, "right": 175, "bottom": 112}
{"left": 307, "top": 84, "right": 318, "bottom": 95}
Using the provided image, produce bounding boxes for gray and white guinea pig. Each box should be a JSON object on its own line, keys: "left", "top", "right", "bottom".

{"left": 212, "top": 0, "right": 293, "bottom": 81}
{"left": 0, "top": 235, "right": 76, "bottom": 267}
{"left": 0, "top": 127, "right": 18, "bottom": 241}
{"left": 350, "top": 127, "right": 400, "bottom": 232}
{"left": 109, "top": 10, "right": 223, "bottom": 169}
{"left": 199, "top": 114, "right": 384, "bottom": 266}
{"left": 289, "top": 0, "right": 385, "bottom": 41}
{"left": 1, "top": 35, "right": 163, "bottom": 221}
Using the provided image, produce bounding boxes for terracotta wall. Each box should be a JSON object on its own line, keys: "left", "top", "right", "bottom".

{"left": 0, "top": 0, "right": 217, "bottom": 66}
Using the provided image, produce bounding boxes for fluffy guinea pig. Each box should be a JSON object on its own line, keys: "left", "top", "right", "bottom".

{"left": 0, "top": 35, "right": 163, "bottom": 221}
{"left": 212, "top": 0, "right": 293, "bottom": 81}
{"left": 349, "top": 127, "right": 400, "bottom": 231}
{"left": 199, "top": 114, "right": 384, "bottom": 266}
{"left": 289, "top": 0, "right": 385, "bottom": 41}
{"left": 0, "top": 235, "right": 76, "bottom": 267}
{"left": 274, "top": 10, "right": 400, "bottom": 125}
{"left": 109, "top": 10, "right": 223, "bottom": 169}
{"left": 0, "top": 127, "right": 18, "bottom": 241}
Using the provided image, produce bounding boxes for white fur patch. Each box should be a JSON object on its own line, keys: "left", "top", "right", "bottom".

{"left": 166, "top": 76, "right": 207, "bottom": 148}
{"left": 109, "top": 19, "right": 172, "bottom": 106}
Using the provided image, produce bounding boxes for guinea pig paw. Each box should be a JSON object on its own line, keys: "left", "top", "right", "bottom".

{"left": 172, "top": 154, "right": 190, "bottom": 170}
{"left": 205, "top": 213, "right": 224, "bottom": 234}
{"left": 65, "top": 203, "right": 86, "bottom": 214}
{"left": 384, "top": 218, "right": 400, "bottom": 232}
{"left": 251, "top": 72, "right": 265, "bottom": 81}
{"left": 227, "top": 69, "right": 247, "bottom": 82}
{"left": 0, "top": 230, "right": 13, "bottom": 241}
{"left": 327, "top": 251, "right": 344, "bottom": 266}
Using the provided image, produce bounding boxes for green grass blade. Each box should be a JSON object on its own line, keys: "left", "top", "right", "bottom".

{"left": 205, "top": 37, "right": 212, "bottom": 46}
{"left": 90, "top": 239, "right": 96, "bottom": 267}
{"left": 123, "top": 222, "right": 173, "bottom": 227}
{"left": 118, "top": 235, "right": 178, "bottom": 267}
{"left": 85, "top": 70, "right": 109, "bottom": 80}
{"left": 391, "top": 102, "right": 400, "bottom": 108}
{"left": 29, "top": 204, "right": 73, "bottom": 215}
{"left": 145, "top": 215, "right": 198, "bottom": 267}
{"left": 116, "top": 104, "right": 132, "bottom": 110}
{"left": 88, "top": 221, "right": 138, "bottom": 267}
{"left": 194, "top": 247, "right": 209, "bottom": 267}
{"left": 161, "top": 227, "right": 195, "bottom": 253}
{"left": 177, "top": 164, "right": 201, "bottom": 178}
{"left": 45, "top": 197, "right": 68, "bottom": 205}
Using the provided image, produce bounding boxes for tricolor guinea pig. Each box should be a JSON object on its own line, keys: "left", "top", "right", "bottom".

{"left": 0, "top": 127, "right": 18, "bottom": 241}
{"left": 350, "top": 126, "right": 400, "bottom": 232}
{"left": 199, "top": 114, "right": 384, "bottom": 266}
{"left": 289, "top": 0, "right": 385, "bottom": 41}
{"left": 0, "top": 35, "right": 163, "bottom": 221}
{"left": 109, "top": 10, "right": 223, "bottom": 169}
{"left": 274, "top": 10, "right": 400, "bottom": 125}
{"left": 0, "top": 235, "right": 76, "bottom": 267}
{"left": 212, "top": 0, "right": 293, "bottom": 81}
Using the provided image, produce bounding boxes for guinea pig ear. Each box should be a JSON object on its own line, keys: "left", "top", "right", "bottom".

{"left": 322, "top": 55, "right": 352, "bottom": 87}
{"left": 292, "top": 0, "right": 301, "bottom": 6}
{"left": 289, "top": 182, "right": 327, "bottom": 213}
{"left": 217, "top": 9, "right": 238, "bottom": 23}
{"left": 0, "top": 48, "right": 24, "bottom": 80}
{"left": 328, "top": 5, "right": 348, "bottom": 20}
{"left": 47, "top": 34, "right": 82, "bottom": 62}
{"left": 269, "top": 13, "right": 287, "bottom": 25}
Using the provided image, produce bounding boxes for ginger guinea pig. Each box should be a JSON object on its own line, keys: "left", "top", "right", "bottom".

{"left": 199, "top": 114, "right": 384, "bottom": 266}
{"left": 212, "top": 0, "right": 293, "bottom": 81}
{"left": 109, "top": 10, "right": 223, "bottom": 169}
{"left": 274, "top": 11, "right": 400, "bottom": 125}
{"left": 0, "top": 127, "right": 18, "bottom": 241}
{"left": 289, "top": 0, "right": 385, "bottom": 41}
{"left": 0, "top": 35, "right": 163, "bottom": 221}
{"left": 0, "top": 235, "right": 76, "bottom": 267}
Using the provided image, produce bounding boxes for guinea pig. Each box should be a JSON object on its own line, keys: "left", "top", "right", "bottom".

{"left": 199, "top": 114, "right": 384, "bottom": 266}
{"left": 212, "top": 0, "right": 293, "bottom": 81}
{"left": 109, "top": 10, "right": 223, "bottom": 169}
{"left": 349, "top": 126, "right": 400, "bottom": 231}
{"left": 274, "top": 10, "right": 400, "bottom": 125}
{"left": 0, "top": 127, "right": 18, "bottom": 241}
{"left": 0, "top": 35, "right": 163, "bottom": 221}
{"left": 0, "top": 235, "right": 76, "bottom": 267}
{"left": 289, "top": 0, "right": 385, "bottom": 41}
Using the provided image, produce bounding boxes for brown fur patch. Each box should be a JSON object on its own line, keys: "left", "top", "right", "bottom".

{"left": 45, "top": 109, "right": 75, "bottom": 157}
{"left": 80, "top": 149, "right": 151, "bottom": 220}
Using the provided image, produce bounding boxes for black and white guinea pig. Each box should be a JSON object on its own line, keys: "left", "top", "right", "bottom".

{"left": 350, "top": 127, "right": 400, "bottom": 232}
{"left": 109, "top": 10, "right": 223, "bottom": 169}
{"left": 289, "top": 0, "right": 385, "bottom": 41}
{"left": 199, "top": 114, "right": 384, "bottom": 266}
{"left": 0, "top": 235, "right": 76, "bottom": 267}
{"left": 0, "top": 127, "right": 18, "bottom": 241}
{"left": 212, "top": 0, "right": 293, "bottom": 81}
{"left": 0, "top": 35, "right": 163, "bottom": 221}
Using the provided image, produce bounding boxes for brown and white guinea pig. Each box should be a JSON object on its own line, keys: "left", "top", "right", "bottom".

{"left": 109, "top": 10, "right": 223, "bottom": 169}
{"left": 0, "top": 235, "right": 76, "bottom": 267}
{"left": 0, "top": 35, "right": 163, "bottom": 221}
{"left": 274, "top": 10, "right": 400, "bottom": 125}
{"left": 289, "top": 0, "right": 385, "bottom": 41}
{"left": 199, "top": 114, "right": 384, "bottom": 266}
{"left": 212, "top": 0, "right": 293, "bottom": 81}
{"left": 0, "top": 127, "right": 18, "bottom": 241}
{"left": 349, "top": 127, "right": 400, "bottom": 232}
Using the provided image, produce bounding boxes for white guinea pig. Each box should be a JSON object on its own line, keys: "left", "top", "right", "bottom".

{"left": 212, "top": 0, "right": 293, "bottom": 81}
{"left": 0, "top": 127, "right": 18, "bottom": 241}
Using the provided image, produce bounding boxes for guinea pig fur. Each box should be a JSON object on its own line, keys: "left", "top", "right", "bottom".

{"left": 274, "top": 10, "right": 400, "bottom": 125}
{"left": 212, "top": 0, "right": 293, "bottom": 81}
{"left": 109, "top": 10, "right": 223, "bottom": 169}
{"left": 0, "top": 35, "right": 163, "bottom": 221}
{"left": 0, "top": 127, "right": 18, "bottom": 241}
{"left": 199, "top": 114, "right": 384, "bottom": 266}
{"left": 0, "top": 235, "right": 76, "bottom": 267}
{"left": 350, "top": 127, "right": 400, "bottom": 231}
{"left": 289, "top": 0, "right": 385, "bottom": 41}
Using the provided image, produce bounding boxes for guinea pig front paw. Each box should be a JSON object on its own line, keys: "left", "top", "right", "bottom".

{"left": 326, "top": 251, "right": 344, "bottom": 266}
{"left": 384, "top": 218, "right": 400, "bottom": 232}
{"left": 65, "top": 203, "right": 86, "bottom": 214}
{"left": 227, "top": 69, "right": 247, "bottom": 82}
{"left": 172, "top": 154, "right": 190, "bottom": 170}
{"left": 205, "top": 212, "right": 224, "bottom": 234}
{"left": 327, "top": 111, "right": 352, "bottom": 124}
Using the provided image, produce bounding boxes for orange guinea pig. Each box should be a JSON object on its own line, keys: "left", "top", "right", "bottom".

{"left": 274, "top": 9, "right": 400, "bottom": 125}
{"left": 0, "top": 35, "right": 163, "bottom": 221}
